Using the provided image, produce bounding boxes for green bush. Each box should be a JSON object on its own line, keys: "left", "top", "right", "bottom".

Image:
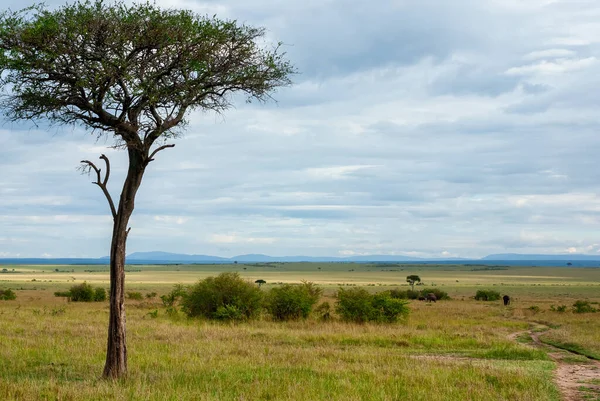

{"left": 181, "top": 273, "right": 263, "bottom": 321}
{"left": 146, "top": 292, "right": 158, "bottom": 299}
{"left": 389, "top": 289, "right": 420, "bottom": 300}
{"left": 474, "top": 290, "right": 501, "bottom": 301}
{"left": 266, "top": 281, "right": 322, "bottom": 321}
{"left": 573, "top": 300, "right": 597, "bottom": 313}
{"left": 70, "top": 282, "right": 95, "bottom": 302}
{"left": 389, "top": 288, "right": 450, "bottom": 300}
{"left": 420, "top": 288, "right": 450, "bottom": 300}
{"left": 94, "top": 287, "right": 107, "bottom": 302}
{"left": 161, "top": 284, "right": 187, "bottom": 307}
{"left": 335, "top": 288, "right": 409, "bottom": 323}
{"left": 68, "top": 282, "right": 106, "bottom": 302}
{"left": 126, "top": 291, "right": 143, "bottom": 301}
{"left": 0, "top": 288, "right": 16, "bottom": 300}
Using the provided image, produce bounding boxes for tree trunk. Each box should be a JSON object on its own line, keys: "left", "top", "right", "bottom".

{"left": 103, "top": 148, "right": 146, "bottom": 379}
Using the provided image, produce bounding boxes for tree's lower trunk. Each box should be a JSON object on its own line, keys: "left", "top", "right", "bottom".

{"left": 102, "top": 149, "right": 146, "bottom": 379}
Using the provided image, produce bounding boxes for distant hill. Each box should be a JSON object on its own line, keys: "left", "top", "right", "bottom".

{"left": 127, "top": 251, "right": 228, "bottom": 262}
{"left": 482, "top": 253, "right": 600, "bottom": 261}
{"left": 2, "top": 252, "right": 600, "bottom": 266}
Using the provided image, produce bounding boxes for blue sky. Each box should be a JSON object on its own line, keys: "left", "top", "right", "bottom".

{"left": 1, "top": 0, "right": 600, "bottom": 258}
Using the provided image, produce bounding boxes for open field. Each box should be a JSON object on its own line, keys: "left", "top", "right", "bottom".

{"left": 1, "top": 263, "right": 600, "bottom": 400}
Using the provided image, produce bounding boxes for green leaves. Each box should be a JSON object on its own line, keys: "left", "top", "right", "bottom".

{"left": 0, "top": 0, "right": 295, "bottom": 146}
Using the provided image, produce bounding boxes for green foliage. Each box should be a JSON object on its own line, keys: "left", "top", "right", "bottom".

{"left": 266, "top": 282, "right": 322, "bottom": 321}
{"left": 147, "top": 309, "right": 158, "bottom": 319}
{"left": 126, "top": 292, "right": 143, "bottom": 301}
{"left": 69, "top": 282, "right": 95, "bottom": 302}
{"left": 528, "top": 305, "right": 540, "bottom": 313}
{"left": 69, "top": 282, "right": 105, "bottom": 302}
{"left": 145, "top": 292, "right": 157, "bottom": 299}
{"left": 406, "top": 275, "right": 421, "bottom": 289}
{"left": 0, "top": 288, "right": 16, "bottom": 300}
{"left": 549, "top": 304, "right": 567, "bottom": 313}
{"left": 573, "top": 300, "right": 597, "bottom": 313}
{"left": 335, "top": 288, "right": 409, "bottom": 323}
{"left": 160, "top": 284, "right": 187, "bottom": 307}
{"left": 94, "top": 287, "right": 107, "bottom": 302}
{"left": 389, "top": 288, "right": 450, "bottom": 300}
{"left": 181, "top": 273, "right": 263, "bottom": 320}
{"left": 0, "top": 0, "right": 294, "bottom": 133}
{"left": 474, "top": 290, "right": 501, "bottom": 301}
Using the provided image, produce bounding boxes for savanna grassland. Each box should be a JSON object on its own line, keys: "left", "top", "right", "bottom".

{"left": 1, "top": 263, "right": 600, "bottom": 401}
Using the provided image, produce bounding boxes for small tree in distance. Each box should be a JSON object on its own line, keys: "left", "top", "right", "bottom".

{"left": 0, "top": 1, "right": 293, "bottom": 379}
{"left": 406, "top": 275, "right": 421, "bottom": 291}
{"left": 255, "top": 279, "right": 267, "bottom": 287}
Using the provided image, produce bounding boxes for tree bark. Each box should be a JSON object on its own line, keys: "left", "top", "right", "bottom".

{"left": 103, "top": 148, "right": 146, "bottom": 379}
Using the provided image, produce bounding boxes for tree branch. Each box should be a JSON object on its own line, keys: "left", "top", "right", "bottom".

{"left": 80, "top": 156, "right": 117, "bottom": 220}
{"left": 147, "top": 144, "right": 175, "bottom": 164}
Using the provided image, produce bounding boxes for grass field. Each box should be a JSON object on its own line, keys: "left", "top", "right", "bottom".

{"left": 1, "top": 263, "right": 599, "bottom": 400}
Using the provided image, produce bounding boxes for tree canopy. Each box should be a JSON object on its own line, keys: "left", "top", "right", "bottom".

{"left": 0, "top": 0, "right": 293, "bottom": 151}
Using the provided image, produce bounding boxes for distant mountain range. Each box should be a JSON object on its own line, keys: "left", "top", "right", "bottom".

{"left": 1, "top": 251, "right": 599, "bottom": 265}
{"left": 123, "top": 251, "right": 467, "bottom": 263}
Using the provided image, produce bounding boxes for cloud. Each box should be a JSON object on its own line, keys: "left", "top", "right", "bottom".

{"left": 1, "top": 0, "right": 600, "bottom": 258}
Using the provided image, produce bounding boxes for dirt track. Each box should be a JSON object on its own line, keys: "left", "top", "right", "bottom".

{"left": 513, "top": 324, "right": 600, "bottom": 401}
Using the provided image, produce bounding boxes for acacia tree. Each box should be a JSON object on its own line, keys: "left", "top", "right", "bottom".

{"left": 406, "top": 275, "right": 421, "bottom": 291}
{"left": 0, "top": 1, "right": 293, "bottom": 379}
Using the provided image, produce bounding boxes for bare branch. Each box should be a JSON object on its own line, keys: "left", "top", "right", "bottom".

{"left": 147, "top": 144, "right": 175, "bottom": 163}
{"left": 99, "top": 154, "right": 111, "bottom": 186}
{"left": 80, "top": 156, "right": 117, "bottom": 220}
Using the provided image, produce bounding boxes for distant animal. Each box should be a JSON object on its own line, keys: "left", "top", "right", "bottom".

{"left": 426, "top": 293, "right": 437, "bottom": 303}
{"left": 503, "top": 295, "right": 510, "bottom": 306}
{"left": 418, "top": 296, "right": 426, "bottom": 301}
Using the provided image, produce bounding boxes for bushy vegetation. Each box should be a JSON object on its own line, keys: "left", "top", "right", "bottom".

{"left": 573, "top": 300, "right": 597, "bottom": 313}
{"left": 266, "top": 282, "right": 322, "bottom": 321}
{"left": 94, "top": 287, "right": 107, "bottom": 302}
{"left": 181, "top": 273, "right": 263, "bottom": 321}
{"left": 127, "top": 291, "right": 144, "bottom": 301}
{"left": 54, "top": 291, "right": 71, "bottom": 298}
{"left": 160, "top": 284, "right": 187, "bottom": 307}
{"left": 389, "top": 287, "right": 450, "bottom": 300}
{"left": 550, "top": 304, "right": 567, "bottom": 313}
{"left": 474, "top": 290, "right": 501, "bottom": 301}
{"left": 69, "top": 282, "right": 107, "bottom": 302}
{"left": 0, "top": 288, "right": 16, "bottom": 300}
{"left": 335, "top": 288, "right": 409, "bottom": 323}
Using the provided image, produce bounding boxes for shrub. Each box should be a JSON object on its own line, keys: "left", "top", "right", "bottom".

{"left": 70, "top": 282, "right": 95, "bottom": 302}
{"left": 389, "top": 289, "right": 420, "bottom": 300}
{"left": 146, "top": 292, "right": 158, "bottom": 299}
{"left": 94, "top": 287, "right": 107, "bottom": 302}
{"left": 335, "top": 288, "right": 409, "bottom": 323}
{"left": 126, "top": 291, "right": 143, "bottom": 301}
{"left": 528, "top": 305, "right": 540, "bottom": 313}
{"left": 420, "top": 288, "right": 450, "bottom": 301}
{"left": 315, "top": 302, "right": 332, "bottom": 321}
{"left": 474, "top": 290, "right": 501, "bottom": 301}
{"left": 0, "top": 288, "right": 16, "bottom": 300}
{"left": 573, "top": 300, "right": 597, "bottom": 313}
{"left": 266, "top": 281, "right": 322, "bottom": 321}
{"left": 181, "top": 273, "right": 263, "bottom": 320}
{"left": 161, "top": 284, "right": 187, "bottom": 307}
{"left": 68, "top": 282, "right": 106, "bottom": 302}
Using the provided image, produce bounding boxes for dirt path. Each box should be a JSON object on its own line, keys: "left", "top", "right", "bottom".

{"left": 511, "top": 324, "right": 600, "bottom": 401}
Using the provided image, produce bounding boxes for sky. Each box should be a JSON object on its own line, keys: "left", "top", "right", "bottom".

{"left": 1, "top": 0, "right": 600, "bottom": 259}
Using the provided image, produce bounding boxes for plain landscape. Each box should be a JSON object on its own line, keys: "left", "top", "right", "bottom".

{"left": 1, "top": 262, "right": 600, "bottom": 401}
